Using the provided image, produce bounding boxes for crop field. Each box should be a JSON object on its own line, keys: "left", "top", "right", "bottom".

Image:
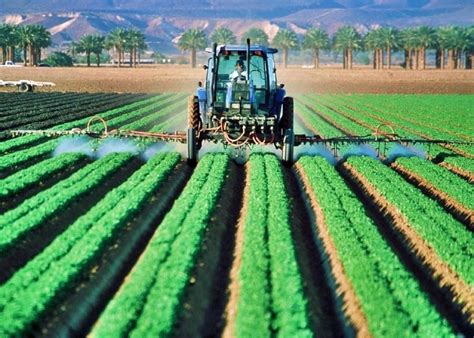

{"left": 0, "top": 92, "right": 473, "bottom": 337}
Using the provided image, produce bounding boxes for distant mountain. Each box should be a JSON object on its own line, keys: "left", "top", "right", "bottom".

{"left": 0, "top": 0, "right": 472, "bottom": 53}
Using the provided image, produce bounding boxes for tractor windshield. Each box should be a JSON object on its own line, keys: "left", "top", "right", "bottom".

{"left": 214, "top": 52, "right": 269, "bottom": 112}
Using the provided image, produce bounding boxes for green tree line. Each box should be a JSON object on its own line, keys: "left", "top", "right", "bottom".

{"left": 0, "top": 25, "right": 146, "bottom": 67}
{"left": 1, "top": 23, "right": 472, "bottom": 69}
{"left": 181, "top": 25, "right": 473, "bottom": 70}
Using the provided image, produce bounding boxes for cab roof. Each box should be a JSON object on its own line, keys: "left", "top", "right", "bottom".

{"left": 205, "top": 45, "right": 278, "bottom": 55}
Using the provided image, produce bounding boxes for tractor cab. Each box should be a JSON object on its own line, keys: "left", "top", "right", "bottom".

{"left": 204, "top": 44, "right": 280, "bottom": 118}
{"left": 194, "top": 41, "right": 288, "bottom": 128}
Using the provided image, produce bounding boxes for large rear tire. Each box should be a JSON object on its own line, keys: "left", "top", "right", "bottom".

{"left": 188, "top": 95, "right": 201, "bottom": 130}
{"left": 280, "top": 96, "right": 294, "bottom": 131}
{"left": 282, "top": 128, "right": 294, "bottom": 166}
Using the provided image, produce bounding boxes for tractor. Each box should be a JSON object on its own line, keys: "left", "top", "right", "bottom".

{"left": 186, "top": 39, "right": 295, "bottom": 165}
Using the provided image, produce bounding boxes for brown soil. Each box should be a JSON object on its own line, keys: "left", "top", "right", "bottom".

{"left": 391, "top": 162, "right": 474, "bottom": 229}
{"left": 342, "top": 162, "right": 474, "bottom": 324}
{"left": 1, "top": 65, "right": 473, "bottom": 94}
{"left": 295, "top": 162, "right": 371, "bottom": 337}
{"left": 222, "top": 162, "right": 250, "bottom": 338}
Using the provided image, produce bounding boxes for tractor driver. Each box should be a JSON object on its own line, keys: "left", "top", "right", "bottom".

{"left": 229, "top": 59, "right": 247, "bottom": 83}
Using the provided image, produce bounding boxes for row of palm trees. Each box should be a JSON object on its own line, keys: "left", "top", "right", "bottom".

{"left": 0, "top": 24, "right": 146, "bottom": 67}
{"left": 0, "top": 24, "right": 51, "bottom": 66}
{"left": 69, "top": 28, "right": 146, "bottom": 67}
{"left": 1, "top": 23, "right": 472, "bottom": 69}
{"left": 178, "top": 25, "right": 473, "bottom": 70}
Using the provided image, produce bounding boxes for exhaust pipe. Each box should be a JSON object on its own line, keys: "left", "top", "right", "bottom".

{"left": 211, "top": 42, "right": 217, "bottom": 106}
{"left": 246, "top": 38, "right": 251, "bottom": 80}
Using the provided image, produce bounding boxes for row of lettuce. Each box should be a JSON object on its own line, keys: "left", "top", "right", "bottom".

{"left": 296, "top": 95, "right": 473, "bottom": 217}
{"left": 296, "top": 94, "right": 474, "bottom": 175}
{"left": 0, "top": 93, "right": 186, "bottom": 173}
{"left": 0, "top": 93, "right": 145, "bottom": 133}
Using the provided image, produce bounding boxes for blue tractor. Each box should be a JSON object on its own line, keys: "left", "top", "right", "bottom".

{"left": 186, "top": 39, "right": 295, "bottom": 165}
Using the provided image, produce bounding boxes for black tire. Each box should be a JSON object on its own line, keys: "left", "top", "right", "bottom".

{"left": 19, "top": 83, "right": 32, "bottom": 93}
{"left": 187, "top": 95, "right": 201, "bottom": 131}
{"left": 280, "top": 96, "right": 294, "bottom": 131}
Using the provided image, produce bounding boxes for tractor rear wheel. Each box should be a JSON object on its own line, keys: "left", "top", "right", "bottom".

{"left": 188, "top": 95, "right": 201, "bottom": 131}
{"left": 280, "top": 96, "right": 294, "bottom": 131}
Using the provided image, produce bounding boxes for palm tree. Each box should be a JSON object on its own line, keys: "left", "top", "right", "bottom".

{"left": 16, "top": 25, "right": 50, "bottom": 66}
{"left": 436, "top": 26, "right": 454, "bottom": 69}
{"left": 0, "top": 24, "right": 18, "bottom": 64}
{"left": 177, "top": 28, "right": 207, "bottom": 68}
{"left": 211, "top": 27, "right": 237, "bottom": 45}
{"left": 77, "top": 34, "right": 95, "bottom": 66}
{"left": 17, "top": 25, "right": 34, "bottom": 66}
{"left": 302, "top": 27, "right": 329, "bottom": 69}
{"left": 125, "top": 29, "right": 146, "bottom": 67}
{"left": 77, "top": 34, "right": 105, "bottom": 66}
{"left": 379, "top": 27, "right": 399, "bottom": 69}
{"left": 465, "top": 26, "right": 474, "bottom": 69}
{"left": 106, "top": 28, "right": 127, "bottom": 67}
{"left": 413, "top": 26, "right": 435, "bottom": 69}
{"left": 272, "top": 29, "right": 298, "bottom": 68}
{"left": 364, "top": 28, "right": 384, "bottom": 69}
{"left": 241, "top": 28, "right": 269, "bottom": 45}
{"left": 334, "top": 26, "right": 362, "bottom": 69}
{"left": 399, "top": 28, "right": 417, "bottom": 69}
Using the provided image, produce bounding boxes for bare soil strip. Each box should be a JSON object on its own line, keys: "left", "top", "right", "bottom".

{"left": 0, "top": 157, "right": 91, "bottom": 213}
{"left": 0, "top": 157, "right": 143, "bottom": 285}
{"left": 391, "top": 162, "right": 474, "bottom": 229}
{"left": 294, "top": 163, "right": 371, "bottom": 337}
{"left": 174, "top": 161, "right": 244, "bottom": 337}
{"left": 36, "top": 162, "right": 193, "bottom": 337}
{"left": 222, "top": 162, "right": 250, "bottom": 338}
{"left": 439, "top": 162, "right": 474, "bottom": 184}
{"left": 342, "top": 162, "right": 474, "bottom": 326}
{"left": 283, "top": 166, "right": 343, "bottom": 336}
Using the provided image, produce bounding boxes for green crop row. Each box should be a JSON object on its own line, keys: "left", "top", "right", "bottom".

{"left": 295, "top": 101, "right": 343, "bottom": 137}
{"left": 297, "top": 95, "right": 370, "bottom": 136}
{"left": 343, "top": 94, "right": 474, "bottom": 139}
{"left": 329, "top": 95, "right": 474, "bottom": 156}
{"left": 299, "top": 156, "right": 454, "bottom": 337}
{"left": 395, "top": 157, "right": 474, "bottom": 210}
{"left": 0, "top": 94, "right": 184, "bottom": 174}
{"left": 0, "top": 152, "right": 87, "bottom": 199}
{"left": 0, "top": 93, "right": 174, "bottom": 155}
{"left": 0, "top": 152, "right": 133, "bottom": 254}
{"left": 305, "top": 94, "right": 459, "bottom": 160}
{"left": 92, "top": 153, "right": 228, "bottom": 337}
{"left": 0, "top": 152, "right": 180, "bottom": 336}
{"left": 236, "top": 153, "right": 311, "bottom": 338}
{"left": 346, "top": 156, "right": 474, "bottom": 284}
